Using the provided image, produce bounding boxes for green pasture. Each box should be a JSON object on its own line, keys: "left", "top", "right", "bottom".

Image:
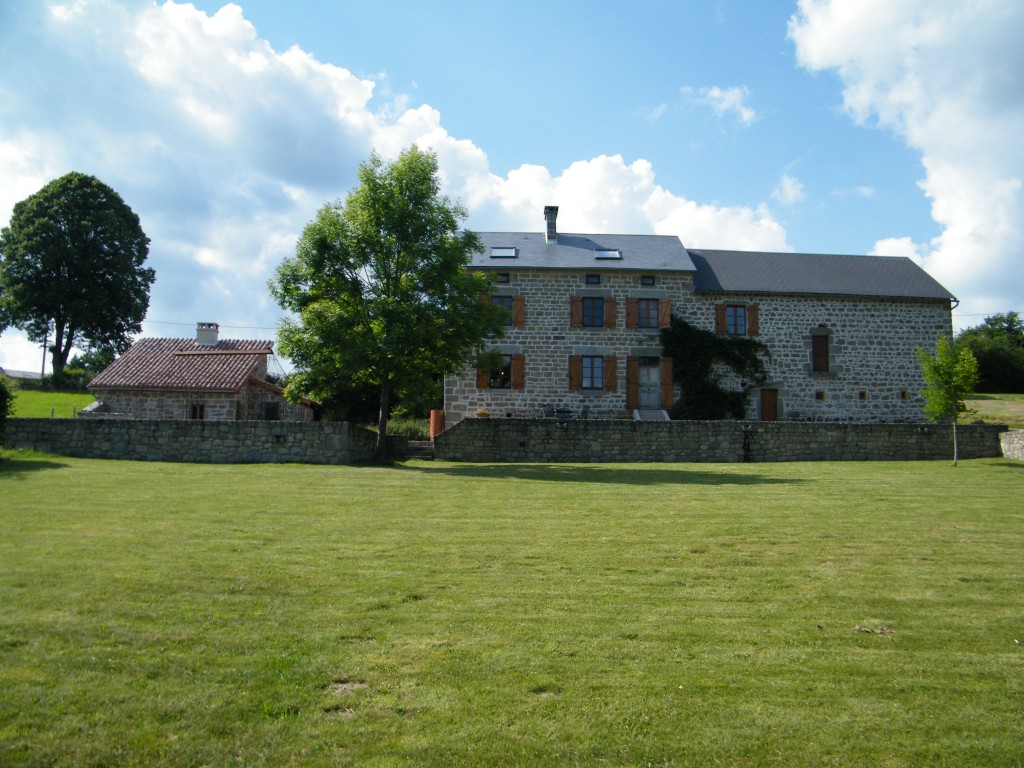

{"left": 8, "top": 388, "right": 95, "bottom": 419}
{"left": 1, "top": 453, "right": 1022, "bottom": 766}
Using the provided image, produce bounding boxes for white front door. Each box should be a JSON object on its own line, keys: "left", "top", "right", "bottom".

{"left": 638, "top": 357, "right": 661, "bottom": 408}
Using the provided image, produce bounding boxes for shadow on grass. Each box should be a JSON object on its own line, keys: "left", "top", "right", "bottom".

{"left": 392, "top": 461, "right": 804, "bottom": 486}
{"left": 0, "top": 452, "right": 71, "bottom": 477}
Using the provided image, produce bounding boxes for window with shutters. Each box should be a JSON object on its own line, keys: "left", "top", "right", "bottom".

{"left": 581, "top": 356, "right": 604, "bottom": 389}
{"left": 715, "top": 303, "right": 759, "bottom": 336}
{"left": 492, "top": 295, "right": 514, "bottom": 326}
{"left": 490, "top": 354, "right": 513, "bottom": 389}
{"left": 637, "top": 298, "right": 660, "bottom": 329}
{"left": 489, "top": 294, "right": 525, "bottom": 328}
{"left": 726, "top": 305, "right": 746, "bottom": 335}
{"left": 477, "top": 353, "right": 524, "bottom": 390}
{"left": 189, "top": 403, "right": 205, "bottom": 420}
{"left": 582, "top": 297, "right": 604, "bottom": 327}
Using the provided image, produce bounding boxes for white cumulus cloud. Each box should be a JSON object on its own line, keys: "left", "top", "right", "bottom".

{"left": 683, "top": 85, "right": 759, "bottom": 126}
{"left": 790, "top": 0, "right": 1024, "bottom": 327}
{"left": 0, "top": 1, "right": 788, "bottom": 371}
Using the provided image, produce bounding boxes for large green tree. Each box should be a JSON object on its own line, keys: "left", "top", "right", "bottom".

{"left": 0, "top": 172, "right": 154, "bottom": 381}
{"left": 918, "top": 335, "right": 980, "bottom": 466}
{"left": 956, "top": 312, "right": 1024, "bottom": 392}
{"left": 270, "top": 146, "right": 505, "bottom": 459}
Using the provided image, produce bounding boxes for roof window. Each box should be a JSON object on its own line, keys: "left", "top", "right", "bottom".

{"left": 490, "top": 247, "right": 518, "bottom": 259}
{"left": 594, "top": 249, "right": 621, "bottom": 260}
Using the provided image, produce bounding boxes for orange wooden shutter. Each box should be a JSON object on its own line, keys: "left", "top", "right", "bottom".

{"left": 568, "top": 355, "right": 582, "bottom": 390}
{"left": 626, "top": 298, "right": 639, "bottom": 329}
{"left": 512, "top": 296, "right": 526, "bottom": 328}
{"left": 604, "top": 355, "right": 617, "bottom": 392}
{"left": 604, "top": 296, "right": 617, "bottom": 328}
{"left": 715, "top": 304, "right": 726, "bottom": 335}
{"left": 511, "top": 354, "right": 525, "bottom": 389}
{"left": 659, "top": 298, "right": 672, "bottom": 328}
{"left": 747, "top": 304, "right": 759, "bottom": 336}
{"left": 661, "top": 357, "right": 674, "bottom": 409}
{"left": 626, "top": 356, "right": 639, "bottom": 409}
{"left": 570, "top": 297, "right": 583, "bottom": 328}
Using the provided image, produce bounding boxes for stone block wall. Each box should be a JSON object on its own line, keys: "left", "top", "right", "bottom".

{"left": 1000, "top": 429, "right": 1024, "bottom": 461}
{"left": 444, "top": 266, "right": 952, "bottom": 425}
{"left": 434, "top": 417, "right": 1006, "bottom": 463}
{"left": 3, "top": 418, "right": 375, "bottom": 465}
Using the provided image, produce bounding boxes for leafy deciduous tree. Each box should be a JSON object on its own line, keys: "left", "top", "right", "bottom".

{"left": 956, "top": 312, "right": 1024, "bottom": 393}
{"left": 918, "top": 335, "right": 980, "bottom": 465}
{"left": 269, "top": 146, "right": 506, "bottom": 460}
{"left": 0, "top": 172, "right": 154, "bottom": 382}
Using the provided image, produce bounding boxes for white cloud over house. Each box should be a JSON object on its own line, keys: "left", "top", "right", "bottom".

{"left": 790, "top": 0, "right": 1024, "bottom": 327}
{"left": 0, "top": 1, "right": 790, "bottom": 371}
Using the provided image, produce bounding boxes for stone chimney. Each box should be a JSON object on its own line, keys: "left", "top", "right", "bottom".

{"left": 196, "top": 322, "right": 219, "bottom": 346}
{"left": 544, "top": 205, "right": 559, "bottom": 243}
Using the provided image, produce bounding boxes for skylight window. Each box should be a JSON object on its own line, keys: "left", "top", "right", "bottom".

{"left": 490, "top": 247, "right": 518, "bottom": 258}
{"left": 594, "top": 249, "right": 621, "bottom": 260}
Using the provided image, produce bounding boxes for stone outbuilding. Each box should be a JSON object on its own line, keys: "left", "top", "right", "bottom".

{"left": 85, "top": 322, "right": 314, "bottom": 421}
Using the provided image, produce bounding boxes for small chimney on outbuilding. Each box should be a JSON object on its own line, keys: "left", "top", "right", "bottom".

{"left": 196, "top": 322, "right": 219, "bottom": 347}
{"left": 543, "top": 205, "right": 559, "bottom": 243}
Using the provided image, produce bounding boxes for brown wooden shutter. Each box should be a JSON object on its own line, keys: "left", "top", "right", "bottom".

{"left": 570, "top": 297, "right": 583, "bottom": 328}
{"left": 715, "top": 304, "right": 726, "bottom": 335}
{"left": 604, "top": 355, "right": 617, "bottom": 392}
{"left": 626, "top": 356, "right": 639, "bottom": 409}
{"left": 604, "top": 297, "right": 617, "bottom": 328}
{"left": 568, "top": 355, "right": 582, "bottom": 390}
{"left": 626, "top": 298, "right": 639, "bottom": 329}
{"left": 476, "top": 360, "right": 489, "bottom": 389}
{"left": 512, "top": 296, "right": 526, "bottom": 328}
{"left": 480, "top": 294, "right": 491, "bottom": 305}
{"left": 659, "top": 298, "right": 672, "bottom": 329}
{"left": 748, "top": 304, "right": 760, "bottom": 336}
{"left": 511, "top": 354, "right": 525, "bottom": 389}
{"left": 661, "top": 357, "right": 674, "bottom": 410}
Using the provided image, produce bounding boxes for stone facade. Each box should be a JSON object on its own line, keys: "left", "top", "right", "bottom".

{"left": 435, "top": 418, "right": 1007, "bottom": 463}
{"left": 444, "top": 268, "right": 951, "bottom": 424}
{"left": 4, "top": 418, "right": 374, "bottom": 464}
{"left": 88, "top": 378, "right": 313, "bottom": 422}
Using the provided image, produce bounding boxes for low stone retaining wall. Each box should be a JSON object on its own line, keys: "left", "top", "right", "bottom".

{"left": 3, "top": 418, "right": 376, "bottom": 465}
{"left": 1000, "top": 429, "right": 1024, "bottom": 461}
{"left": 434, "top": 418, "right": 1008, "bottom": 463}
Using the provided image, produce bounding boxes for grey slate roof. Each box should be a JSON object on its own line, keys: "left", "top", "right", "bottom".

{"left": 689, "top": 249, "right": 956, "bottom": 301}
{"left": 472, "top": 232, "right": 696, "bottom": 272}
{"left": 88, "top": 337, "right": 274, "bottom": 392}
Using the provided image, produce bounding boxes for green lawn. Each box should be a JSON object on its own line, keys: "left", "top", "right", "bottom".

{"left": 966, "top": 392, "right": 1024, "bottom": 429}
{"left": 1, "top": 453, "right": 1022, "bottom": 766}
{"left": 9, "top": 388, "right": 95, "bottom": 418}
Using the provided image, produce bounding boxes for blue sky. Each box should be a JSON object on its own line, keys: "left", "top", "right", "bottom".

{"left": 1, "top": 0, "right": 1021, "bottom": 373}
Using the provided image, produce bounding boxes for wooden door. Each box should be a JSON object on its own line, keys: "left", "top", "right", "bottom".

{"left": 760, "top": 388, "right": 779, "bottom": 421}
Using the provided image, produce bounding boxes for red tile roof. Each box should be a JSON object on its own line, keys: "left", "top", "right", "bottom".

{"left": 88, "top": 337, "right": 274, "bottom": 392}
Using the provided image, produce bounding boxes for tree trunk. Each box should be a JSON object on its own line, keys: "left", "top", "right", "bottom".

{"left": 375, "top": 379, "right": 392, "bottom": 461}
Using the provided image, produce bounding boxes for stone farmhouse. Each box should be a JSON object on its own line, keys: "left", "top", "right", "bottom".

{"left": 443, "top": 206, "right": 955, "bottom": 424}
{"left": 86, "top": 322, "right": 314, "bottom": 421}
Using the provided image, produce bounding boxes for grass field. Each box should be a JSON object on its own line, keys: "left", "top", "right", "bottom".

{"left": 967, "top": 392, "right": 1024, "bottom": 429}
{"left": 8, "top": 388, "right": 95, "bottom": 418}
{"left": 1, "top": 452, "right": 1022, "bottom": 766}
